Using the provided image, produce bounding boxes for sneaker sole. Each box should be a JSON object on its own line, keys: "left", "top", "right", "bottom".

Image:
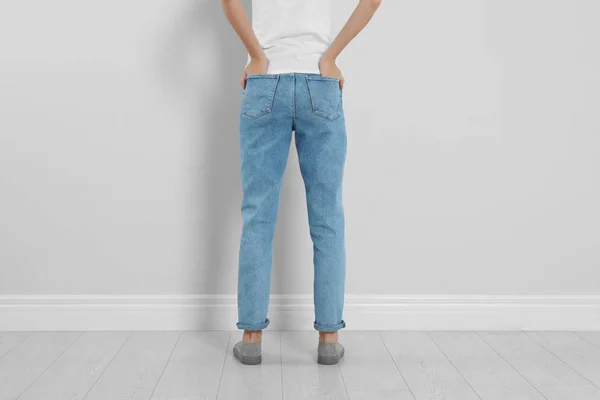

{"left": 317, "top": 348, "right": 345, "bottom": 365}
{"left": 238, "top": 355, "right": 262, "bottom": 365}
{"left": 233, "top": 348, "right": 262, "bottom": 365}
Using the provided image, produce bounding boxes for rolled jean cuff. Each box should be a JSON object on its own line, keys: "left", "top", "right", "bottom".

{"left": 236, "top": 318, "right": 270, "bottom": 331}
{"left": 314, "top": 320, "right": 346, "bottom": 332}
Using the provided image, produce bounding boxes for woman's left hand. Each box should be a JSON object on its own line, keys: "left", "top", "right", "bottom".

{"left": 319, "top": 57, "right": 345, "bottom": 89}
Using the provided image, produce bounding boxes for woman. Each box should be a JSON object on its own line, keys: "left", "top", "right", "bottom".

{"left": 222, "top": 0, "right": 381, "bottom": 365}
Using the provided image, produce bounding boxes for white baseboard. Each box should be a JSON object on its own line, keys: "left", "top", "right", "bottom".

{"left": 1, "top": 294, "right": 599, "bottom": 331}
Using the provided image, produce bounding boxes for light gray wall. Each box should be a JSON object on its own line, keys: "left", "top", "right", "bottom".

{"left": 1, "top": 0, "right": 599, "bottom": 296}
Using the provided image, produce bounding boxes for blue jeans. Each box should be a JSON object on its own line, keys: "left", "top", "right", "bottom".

{"left": 237, "top": 73, "right": 347, "bottom": 332}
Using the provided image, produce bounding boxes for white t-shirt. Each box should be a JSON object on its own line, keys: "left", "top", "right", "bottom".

{"left": 251, "top": 0, "right": 332, "bottom": 74}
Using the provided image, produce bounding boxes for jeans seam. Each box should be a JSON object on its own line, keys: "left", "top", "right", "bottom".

{"left": 291, "top": 74, "right": 296, "bottom": 127}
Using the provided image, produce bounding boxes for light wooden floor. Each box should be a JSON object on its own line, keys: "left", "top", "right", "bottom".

{"left": 1, "top": 331, "right": 600, "bottom": 400}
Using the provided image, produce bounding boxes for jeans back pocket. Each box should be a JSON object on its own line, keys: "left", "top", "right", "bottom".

{"left": 242, "top": 75, "right": 279, "bottom": 119}
{"left": 305, "top": 76, "right": 343, "bottom": 121}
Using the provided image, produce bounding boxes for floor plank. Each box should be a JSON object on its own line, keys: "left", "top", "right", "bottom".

{"left": 281, "top": 331, "right": 319, "bottom": 364}
{"left": 528, "top": 332, "right": 600, "bottom": 388}
{"left": 347, "top": 389, "right": 415, "bottom": 400}
{"left": 150, "top": 331, "right": 230, "bottom": 400}
{"left": 338, "top": 331, "right": 413, "bottom": 398}
{"left": 282, "top": 363, "right": 349, "bottom": 400}
{"left": 281, "top": 331, "right": 348, "bottom": 400}
{"left": 0, "top": 331, "right": 81, "bottom": 400}
{"left": 380, "top": 331, "right": 479, "bottom": 400}
{"left": 480, "top": 332, "right": 600, "bottom": 400}
{"left": 84, "top": 331, "right": 180, "bottom": 400}
{"left": 217, "top": 331, "right": 282, "bottom": 400}
{"left": 577, "top": 332, "right": 600, "bottom": 349}
{"left": 0, "top": 332, "right": 31, "bottom": 359}
{"left": 429, "top": 332, "right": 544, "bottom": 400}
{"left": 18, "top": 331, "right": 130, "bottom": 400}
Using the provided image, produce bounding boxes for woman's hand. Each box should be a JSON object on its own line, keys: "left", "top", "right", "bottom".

{"left": 319, "top": 56, "right": 345, "bottom": 89}
{"left": 241, "top": 56, "right": 269, "bottom": 88}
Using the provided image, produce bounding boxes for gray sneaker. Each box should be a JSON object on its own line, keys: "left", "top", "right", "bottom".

{"left": 233, "top": 341, "right": 262, "bottom": 365}
{"left": 317, "top": 342, "right": 345, "bottom": 365}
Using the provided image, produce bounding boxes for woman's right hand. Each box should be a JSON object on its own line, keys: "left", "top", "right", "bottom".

{"left": 241, "top": 57, "right": 269, "bottom": 88}
{"left": 319, "top": 56, "right": 345, "bottom": 89}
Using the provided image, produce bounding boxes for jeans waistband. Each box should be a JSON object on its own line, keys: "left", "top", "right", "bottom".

{"left": 246, "top": 73, "right": 322, "bottom": 78}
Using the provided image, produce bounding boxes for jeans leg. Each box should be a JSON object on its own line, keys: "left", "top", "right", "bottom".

{"left": 237, "top": 75, "right": 292, "bottom": 331}
{"left": 295, "top": 75, "right": 347, "bottom": 332}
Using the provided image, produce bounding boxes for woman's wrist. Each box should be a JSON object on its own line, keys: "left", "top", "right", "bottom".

{"left": 249, "top": 52, "right": 268, "bottom": 63}
{"left": 321, "top": 53, "right": 337, "bottom": 63}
